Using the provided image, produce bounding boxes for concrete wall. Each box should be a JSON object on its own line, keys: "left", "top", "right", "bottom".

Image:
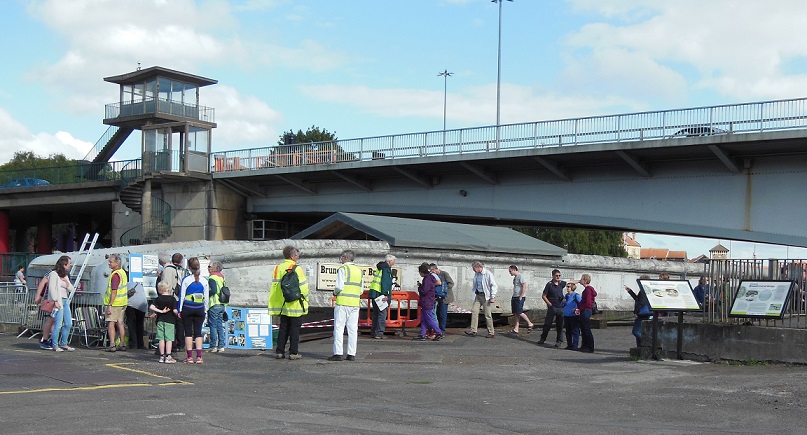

{"left": 643, "top": 321, "right": 807, "bottom": 364}
{"left": 28, "top": 239, "right": 704, "bottom": 314}
{"left": 162, "top": 181, "right": 208, "bottom": 242}
{"left": 210, "top": 182, "right": 246, "bottom": 241}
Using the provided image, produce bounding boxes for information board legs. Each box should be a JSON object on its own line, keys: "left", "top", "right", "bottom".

{"left": 651, "top": 313, "right": 659, "bottom": 361}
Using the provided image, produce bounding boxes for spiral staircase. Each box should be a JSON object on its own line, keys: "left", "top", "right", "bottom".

{"left": 118, "top": 162, "right": 172, "bottom": 246}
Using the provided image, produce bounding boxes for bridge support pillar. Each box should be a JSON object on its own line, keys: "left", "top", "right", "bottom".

{"left": 0, "top": 210, "right": 8, "bottom": 254}
{"left": 36, "top": 212, "right": 52, "bottom": 254}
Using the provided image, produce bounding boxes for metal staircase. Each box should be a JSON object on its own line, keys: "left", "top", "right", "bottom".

{"left": 83, "top": 126, "right": 135, "bottom": 163}
{"left": 119, "top": 161, "right": 173, "bottom": 246}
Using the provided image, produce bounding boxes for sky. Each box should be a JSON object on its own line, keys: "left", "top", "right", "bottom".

{"left": 2, "top": 0, "right": 807, "bottom": 259}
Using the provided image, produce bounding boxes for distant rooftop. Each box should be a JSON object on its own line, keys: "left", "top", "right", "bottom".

{"left": 104, "top": 66, "right": 217, "bottom": 87}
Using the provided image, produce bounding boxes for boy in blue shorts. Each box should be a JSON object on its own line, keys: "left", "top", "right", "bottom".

{"left": 150, "top": 282, "right": 178, "bottom": 363}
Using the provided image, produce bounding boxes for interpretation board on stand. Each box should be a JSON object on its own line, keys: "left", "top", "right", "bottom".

{"left": 202, "top": 306, "right": 273, "bottom": 350}
{"left": 636, "top": 279, "right": 701, "bottom": 312}
{"left": 729, "top": 280, "right": 793, "bottom": 319}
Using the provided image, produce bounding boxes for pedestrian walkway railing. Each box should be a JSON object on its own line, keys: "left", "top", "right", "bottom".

{"left": 211, "top": 96, "right": 807, "bottom": 172}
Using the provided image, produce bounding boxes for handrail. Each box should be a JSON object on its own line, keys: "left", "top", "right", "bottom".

{"left": 119, "top": 196, "right": 172, "bottom": 246}
{"left": 210, "top": 96, "right": 807, "bottom": 172}
{"left": 0, "top": 158, "right": 140, "bottom": 187}
{"left": 104, "top": 99, "right": 215, "bottom": 123}
{"left": 82, "top": 125, "right": 120, "bottom": 162}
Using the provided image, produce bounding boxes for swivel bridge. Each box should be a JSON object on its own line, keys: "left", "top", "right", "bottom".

{"left": 212, "top": 97, "right": 807, "bottom": 247}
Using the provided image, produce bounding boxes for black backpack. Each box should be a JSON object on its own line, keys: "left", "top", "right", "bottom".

{"left": 280, "top": 265, "right": 304, "bottom": 303}
{"left": 219, "top": 286, "right": 231, "bottom": 304}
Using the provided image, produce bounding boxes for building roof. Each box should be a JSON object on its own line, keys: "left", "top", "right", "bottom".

{"left": 710, "top": 243, "right": 729, "bottom": 253}
{"left": 104, "top": 66, "right": 218, "bottom": 87}
{"left": 292, "top": 212, "right": 567, "bottom": 257}
{"left": 623, "top": 232, "right": 641, "bottom": 247}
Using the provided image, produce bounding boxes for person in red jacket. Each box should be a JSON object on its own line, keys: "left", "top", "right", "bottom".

{"left": 575, "top": 274, "right": 597, "bottom": 353}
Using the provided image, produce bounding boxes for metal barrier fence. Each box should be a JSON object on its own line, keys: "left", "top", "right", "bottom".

{"left": 6, "top": 278, "right": 106, "bottom": 347}
{"left": 701, "top": 258, "right": 807, "bottom": 329}
{"left": 211, "top": 96, "right": 807, "bottom": 172}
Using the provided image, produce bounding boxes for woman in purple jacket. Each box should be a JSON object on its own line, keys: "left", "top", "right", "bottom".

{"left": 575, "top": 274, "right": 597, "bottom": 353}
{"left": 415, "top": 262, "right": 443, "bottom": 341}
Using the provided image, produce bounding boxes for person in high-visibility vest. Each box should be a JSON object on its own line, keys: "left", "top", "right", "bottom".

{"left": 105, "top": 254, "right": 129, "bottom": 352}
{"left": 207, "top": 260, "right": 228, "bottom": 353}
{"left": 268, "top": 245, "right": 309, "bottom": 360}
{"left": 329, "top": 249, "right": 362, "bottom": 361}
{"left": 369, "top": 254, "right": 396, "bottom": 339}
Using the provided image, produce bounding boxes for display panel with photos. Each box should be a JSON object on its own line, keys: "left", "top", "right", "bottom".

{"left": 636, "top": 279, "right": 701, "bottom": 311}
{"left": 729, "top": 280, "right": 793, "bottom": 319}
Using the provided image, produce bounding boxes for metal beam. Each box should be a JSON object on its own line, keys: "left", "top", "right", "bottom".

{"left": 533, "top": 156, "right": 571, "bottom": 181}
{"left": 460, "top": 162, "right": 498, "bottom": 184}
{"left": 218, "top": 179, "right": 265, "bottom": 198}
{"left": 707, "top": 144, "right": 741, "bottom": 173}
{"left": 391, "top": 167, "right": 433, "bottom": 187}
{"left": 273, "top": 175, "right": 316, "bottom": 194}
{"left": 616, "top": 150, "right": 651, "bottom": 178}
{"left": 331, "top": 171, "right": 372, "bottom": 191}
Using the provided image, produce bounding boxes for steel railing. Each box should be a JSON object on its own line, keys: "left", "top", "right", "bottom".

{"left": 105, "top": 99, "right": 215, "bottom": 123}
{"left": 211, "top": 96, "right": 807, "bottom": 172}
{"left": 82, "top": 125, "right": 120, "bottom": 162}
{"left": 0, "top": 158, "right": 141, "bottom": 187}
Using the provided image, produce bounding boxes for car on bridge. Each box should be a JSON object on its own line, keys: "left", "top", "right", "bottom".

{"left": 669, "top": 125, "right": 729, "bottom": 138}
{"left": 0, "top": 178, "right": 51, "bottom": 188}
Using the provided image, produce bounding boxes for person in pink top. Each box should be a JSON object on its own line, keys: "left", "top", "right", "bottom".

{"left": 48, "top": 256, "right": 75, "bottom": 352}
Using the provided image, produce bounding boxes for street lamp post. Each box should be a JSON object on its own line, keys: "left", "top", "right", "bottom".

{"left": 492, "top": 0, "right": 512, "bottom": 149}
{"left": 438, "top": 69, "right": 453, "bottom": 137}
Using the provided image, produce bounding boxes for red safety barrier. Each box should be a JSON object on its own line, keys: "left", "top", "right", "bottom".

{"left": 358, "top": 290, "right": 421, "bottom": 329}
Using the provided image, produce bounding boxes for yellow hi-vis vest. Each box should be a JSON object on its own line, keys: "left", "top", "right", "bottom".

{"left": 335, "top": 263, "right": 362, "bottom": 307}
{"left": 104, "top": 269, "right": 128, "bottom": 307}
{"left": 268, "top": 260, "right": 309, "bottom": 317}
{"left": 209, "top": 274, "right": 226, "bottom": 306}
{"left": 369, "top": 268, "right": 383, "bottom": 299}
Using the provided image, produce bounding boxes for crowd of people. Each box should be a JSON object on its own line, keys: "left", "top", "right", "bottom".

{"left": 32, "top": 252, "right": 230, "bottom": 365}
{"left": 32, "top": 246, "right": 615, "bottom": 361}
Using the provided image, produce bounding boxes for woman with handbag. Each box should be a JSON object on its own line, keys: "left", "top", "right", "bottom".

{"left": 48, "top": 256, "right": 76, "bottom": 352}
{"left": 34, "top": 275, "right": 55, "bottom": 350}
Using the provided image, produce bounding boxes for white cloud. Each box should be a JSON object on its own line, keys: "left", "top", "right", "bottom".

{"left": 563, "top": 0, "right": 807, "bottom": 102}
{"left": 205, "top": 86, "right": 283, "bottom": 150}
{"left": 0, "top": 108, "right": 89, "bottom": 163}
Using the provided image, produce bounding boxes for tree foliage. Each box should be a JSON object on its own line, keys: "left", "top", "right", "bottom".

{"left": 276, "top": 125, "right": 338, "bottom": 147}
{"left": 519, "top": 227, "right": 628, "bottom": 257}
{"left": 1, "top": 151, "right": 72, "bottom": 171}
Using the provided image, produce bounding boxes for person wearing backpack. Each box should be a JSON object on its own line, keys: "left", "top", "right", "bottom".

{"left": 161, "top": 253, "right": 188, "bottom": 351}
{"left": 430, "top": 264, "right": 454, "bottom": 334}
{"left": 368, "top": 254, "right": 396, "bottom": 339}
{"left": 625, "top": 275, "right": 653, "bottom": 348}
{"left": 207, "top": 260, "right": 228, "bottom": 353}
{"left": 268, "top": 246, "right": 309, "bottom": 360}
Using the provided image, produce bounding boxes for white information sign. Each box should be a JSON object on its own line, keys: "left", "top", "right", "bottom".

{"left": 729, "top": 280, "right": 793, "bottom": 319}
{"left": 636, "top": 279, "right": 701, "bottom": 311}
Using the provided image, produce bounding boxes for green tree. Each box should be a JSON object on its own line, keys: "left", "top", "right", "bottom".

{"left": 0, "top": 151, "right": 82, "bottom": 185}
{"left": 518, "top": 227, "right": 628, "bottom": 257}
{"left": 274, "top": 126, "right": 357, "bottom": 163}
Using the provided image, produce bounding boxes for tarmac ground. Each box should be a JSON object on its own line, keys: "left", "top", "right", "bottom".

{"left": 2, "top": 323, "right": 806, "bottom": 434}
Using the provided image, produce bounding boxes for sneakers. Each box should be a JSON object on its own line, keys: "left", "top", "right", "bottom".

{"left": 554, "top": 341, "right": 562, "bottom": 348}
{"left": 217, "top": 347, "right": 225, "bottom": 353}
{"left": 159, "top": 356, "right": 166, "bottom": 363}
{"left": 537, "top": 339, "right": 546, "bottom": 344}
{"left": 413, "top": 335, "right": 427, "bottom": 341}
{"left": 53, "top": 346, "right": 64, "bottom": 352}
{"left": 39, "top": 340, "right": 52, "bottom": 350}
{"left": 164, "top": 355, "right": 177, "bottom": 364}
{"left": 196, "top": 357, "right": 204, "bottom": 364}
{"left": 208, "top": 347, "right": 219, "bottom": 353}
{"left": 327, "top": 354, "right": 343, "bottom": 361}
{"left": 485, "top": 333, "right": 495, "bottom": 338}
{"left": 433, "top": 334, "right": 444, "bottom": 341}
{"left": 373, "top": 334, "right": 384, "bottom": 339}
{"left": 184, "top": 357, "right": 194, "bottom": 364}
{"left": 275, "top": 352, "right": 285, "bottom": 359}
{"left": 60, "top": 346, "right": 75, "bottom": 352}
{"left": 464, "top": 330, "right": 477, "bottom": 336}
{"left": 345, "top": 355, "right": 355, "bottom": 361}
{"left": 288, "top": 353, "right": 302, "bottom": 360}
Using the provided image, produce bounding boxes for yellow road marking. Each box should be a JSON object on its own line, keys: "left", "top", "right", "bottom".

{"left": 0, "top": 361, "right": 193, "bottom": 395}
{"left": 0, "top": 380, "right": 192, "bottom": 395}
